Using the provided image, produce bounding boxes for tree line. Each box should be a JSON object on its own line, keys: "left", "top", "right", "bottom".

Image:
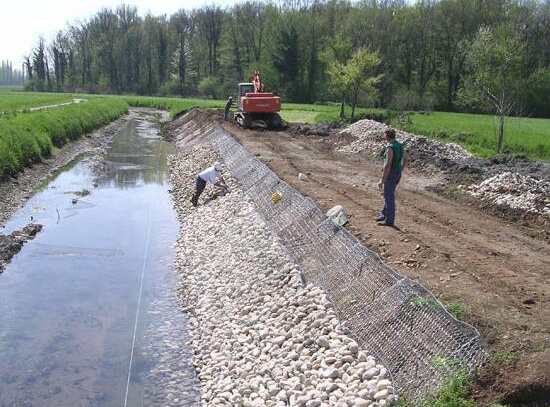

{"left": 23, "top": 0, "right": 550, "bottom": 117}
{"left": 0, "top": 61, "right": 26, "bottom": 86}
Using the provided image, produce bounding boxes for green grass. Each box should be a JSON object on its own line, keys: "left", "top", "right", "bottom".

{"left": 421, "top": 372, "right": 477, "bottom": 407}
{"left": 444, "top": 302, "right": 466, "bottom": 320}
{"left": 280, "top": 110, "right": 320, "bottom": 124}
{"left": 393, "top": 111, "right": 550, "bottom": 161}
{"left": 114, "top": 95, "right": 225, "bottom": 117}
{"left": 0, "top": 91, "right": 76, "bottom": 112}
{"left": 491, "top": 350, "right": 518, "bottom": 365}
{"left": 283, "top": 102, "right": 386, "bottom": 124}
{"left": 0, "top": 98, "right": 128, "bottom": 180}
{"left": 2, "top": 91, "right": 549, "bottom": 175}
{"left": 0, "top": 85, "right": 25, "bottom": 92}
{"left": 397, "top": 371, "right": 477, "bottom": 407}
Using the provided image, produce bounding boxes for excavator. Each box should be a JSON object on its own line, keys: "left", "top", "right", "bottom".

{"left": 234, "top": 70, "right": 284, "bottom": 129}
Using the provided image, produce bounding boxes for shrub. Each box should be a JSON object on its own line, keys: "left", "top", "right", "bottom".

{"left": 198, "top": 76, "right": 222, "bottom": 99}
{"left": 0, "top": 98, "right": 128, "bottom": 180}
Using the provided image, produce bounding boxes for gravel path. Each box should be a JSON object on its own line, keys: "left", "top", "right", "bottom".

{"left": 169, "top": 145, "right": 395, "bottom": 407}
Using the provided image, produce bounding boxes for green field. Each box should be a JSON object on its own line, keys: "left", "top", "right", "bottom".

{"left": 280, "top": 110, "right": 320, "bottom": 124}
{"left": 0, "top": 91, "right": 548, "bottom": 180}
{"left": 393, "top": 111, "right": 550, "bottom": 161}
{"left": 0, "top": 98, "right": 128, "bottom": 179}
{"left": 0, "top": 91, "right": 76, "bottom": 112}
{"left": 0, "top": 85, "right": 25, "bottom": 92}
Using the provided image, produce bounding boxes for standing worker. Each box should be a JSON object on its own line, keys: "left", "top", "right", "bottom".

{"left": 190, "top": 162, "right": 228, "bottom": 207}
{"left": 224, "top": 96, "right": 233, "bottom": 120}
{"left": 377, "top": 129, "right": 408, "bottom": 227}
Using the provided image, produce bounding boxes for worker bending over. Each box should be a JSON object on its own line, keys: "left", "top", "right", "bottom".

{"left": 191, "top": 162, "right": 228, "bottom": 207}
{"left": 377, "top": 129, "right": 408, "bottom": 227}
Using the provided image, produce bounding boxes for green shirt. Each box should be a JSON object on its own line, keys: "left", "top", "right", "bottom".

{"left": 384, "top": 139, "right": 404, "bottom": 172}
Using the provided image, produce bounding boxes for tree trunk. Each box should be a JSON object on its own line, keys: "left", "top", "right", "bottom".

{"left": 498, "top": 111, "right": 505, "bottom": 153}
{"left": 351, "top": 92, "right": 357, "bottom": 121}
{"left": 179, "top": 33, "right": 186, "bottom": 96}
{"left": 340, "top": 97, "right": 345, "bottom": 119}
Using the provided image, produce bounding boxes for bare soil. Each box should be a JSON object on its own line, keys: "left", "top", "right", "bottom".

{"left": 210, "top": 115, "right": 550, "bottom": 406}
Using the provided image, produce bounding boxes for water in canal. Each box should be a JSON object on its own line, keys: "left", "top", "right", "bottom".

{"left": 0, "top": 110, "right": 199, "bottom": 407}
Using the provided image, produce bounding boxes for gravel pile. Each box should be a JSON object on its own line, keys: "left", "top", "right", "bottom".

{"left": 338, "top": 118, "right": 550, "bottom": 218}
{"left": 465, "top": 171, "right": 550, "bottom": 216}
{"left": 338, "top": 119, "right": 471, "bottom": 162}
{"left": 169, "top": 144, "right": 396, "bottom": 407}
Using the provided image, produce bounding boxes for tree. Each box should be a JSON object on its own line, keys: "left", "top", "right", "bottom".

{"left": 272, "top": 25, "right": 302, "bottom": 101}
{"left": 198, "top": 76, "right": 221, "bottom": 99}
{"left": 324, "top": 35, "right": 353, "bottom": 118}
{"left": 171, "top": 10, "right": 191, "bottom": 95}
{"left": 32, "top": 37, "right": 47, "bottom": 91}
{"left": 343, "top": 48, "right": 382, "bottom": 120}
{"left": 16, "top": 0, "right": 550, "bottom": 117}
{"left": 460, "top": 25, "right": 525, "bottom": 153}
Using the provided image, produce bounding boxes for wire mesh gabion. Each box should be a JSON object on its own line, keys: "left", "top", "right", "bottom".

{"left": 204, "top": 126, "right": 489, "bottom": 403}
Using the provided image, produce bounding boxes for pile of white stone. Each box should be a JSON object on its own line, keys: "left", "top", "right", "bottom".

{"left": 339, "top": 119, "right": 471, "bottom": 162}
{"left": 465, "top": 171, "right": 550, "bottom": 216}
{"left": 169, "top": 145, "right": 396, "bottom": 407}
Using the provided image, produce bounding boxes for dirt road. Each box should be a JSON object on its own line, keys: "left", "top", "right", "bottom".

{"left": 218, "top": 119, "right": 550, "bottom": 406}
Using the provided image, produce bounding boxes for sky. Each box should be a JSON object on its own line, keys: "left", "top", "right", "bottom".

{"left": 0, "top": 0, "right": 241, "bottom": 67}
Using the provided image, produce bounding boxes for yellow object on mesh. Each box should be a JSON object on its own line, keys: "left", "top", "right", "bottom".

{"left": 271, "top": 191, "right": 283, "bottom": 203}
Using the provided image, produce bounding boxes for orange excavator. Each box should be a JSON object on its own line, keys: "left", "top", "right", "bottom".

{"left": 234, "top": 70, "right": 284, "bottom": 129}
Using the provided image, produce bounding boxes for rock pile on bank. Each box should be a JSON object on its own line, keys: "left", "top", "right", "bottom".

{"left": 465, "top": 171, "right": 550, "bottom": 216}
{"left": 164, "top": 109, "right": 220, "bottom": 148}
{"left": 338, "top": 119, "right": 471, "bottom": 162}
{"left": 169, "top": 144, "right": 395, "bottom": 407}
{"left": 0, "top": 223, "right": 42, "bottom": 272}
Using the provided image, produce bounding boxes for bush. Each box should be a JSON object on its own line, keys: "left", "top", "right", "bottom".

{"left": 198, "top": 76, "right": 222, "bottom": 99}
{"left": 351, "top": 111, "right": 390, "bottom": 124}
{"left": 159, "top": 78, "right": 182, "bottom": 97}
{"left": 0, "top": 98, "right": 128, "bottom": 180}
{"left": 391, "top": 89, "right": 436, "bottom": 112}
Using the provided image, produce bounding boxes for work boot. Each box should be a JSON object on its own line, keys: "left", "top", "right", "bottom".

{"left": 377, "top": 220, "right": 394, "bottom": 227}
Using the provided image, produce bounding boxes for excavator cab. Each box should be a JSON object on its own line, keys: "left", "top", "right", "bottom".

{"left": 237, "top": 83, "right": 255, "bottom": 110}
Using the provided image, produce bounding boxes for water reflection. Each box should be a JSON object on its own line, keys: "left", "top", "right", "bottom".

{"left": 0, "top": 110, "right": 199, "bottom": 407}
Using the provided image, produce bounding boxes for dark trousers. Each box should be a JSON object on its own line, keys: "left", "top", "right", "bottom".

{"left": 191, "top": 177, "right": 207, "bottom": 206}
{"left": 380, "top": 169, "right": 402, "bottom": 225}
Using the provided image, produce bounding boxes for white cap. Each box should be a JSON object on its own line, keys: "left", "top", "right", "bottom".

{"left": 214, "top": 162, "right": 222, "bottom": 171}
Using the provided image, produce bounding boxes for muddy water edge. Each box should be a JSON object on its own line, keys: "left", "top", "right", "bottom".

{"left": 0, "top": 109, "right": 200, "bottom": 407}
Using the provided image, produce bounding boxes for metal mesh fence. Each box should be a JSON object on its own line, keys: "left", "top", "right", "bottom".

{"left": 205, "top": 126, "right": 489, "bottom": 402}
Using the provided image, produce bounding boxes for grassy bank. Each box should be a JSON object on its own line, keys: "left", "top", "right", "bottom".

{"left": 0, "top": 98, "right": 128, "bottom": 179}
{"left": 2, "top": 91, "right": 549, "bottom": 161}
{"left": 393, "top": 111, "right": 550, "bottom": 161}
{"left": 0, "top": 91, "right": 76, "bottom": 112}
